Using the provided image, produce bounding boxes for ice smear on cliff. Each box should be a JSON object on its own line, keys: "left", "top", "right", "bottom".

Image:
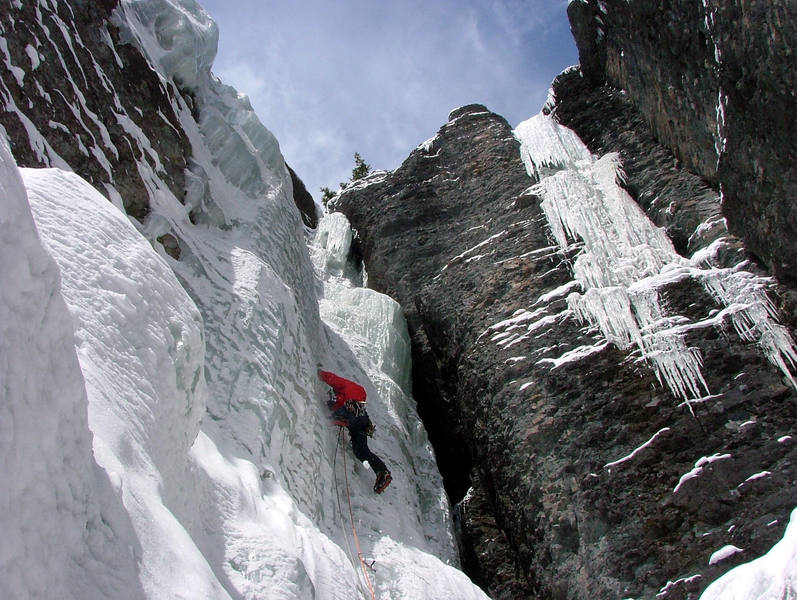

{"left": 513, "top": 113, "right": 797, "bottom": 400}
{"left": 310, "top": 212, "right": 481, "bottom": 598}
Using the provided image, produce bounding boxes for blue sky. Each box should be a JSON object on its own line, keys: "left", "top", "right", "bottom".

{"left": 200, "top": 0, "right": 578, "bottom": 200}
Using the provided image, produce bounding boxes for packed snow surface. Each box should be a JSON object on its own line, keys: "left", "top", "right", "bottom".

{"left": 700, "top": 508, "right": 797, "bottom": 599}
{"left": 0, "top": 0, "right": 488, "bottom": 598}
{"left": 0, "top": 138, "right": 142, "bottom": 600}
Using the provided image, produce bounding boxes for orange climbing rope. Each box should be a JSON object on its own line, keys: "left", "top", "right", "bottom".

{"left": 335, "top": 426, "right": 377, "bottom": 600}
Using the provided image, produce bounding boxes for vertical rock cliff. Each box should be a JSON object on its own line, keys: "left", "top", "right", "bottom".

{"left": 567, "top": 0, "right": 797, "bottom": 284}
{"left": 334, "top": 5, "right": 797, "bottom": 596}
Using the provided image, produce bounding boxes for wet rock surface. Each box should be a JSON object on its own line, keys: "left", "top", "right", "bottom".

{"left": 287, "top": 163, "right": 319, "bottom": 228}
{"left": 567, "top": 0, "right": 797, "bottom": 284}
{"left": 335, "top": 102, "right": 797, "bottom": 598}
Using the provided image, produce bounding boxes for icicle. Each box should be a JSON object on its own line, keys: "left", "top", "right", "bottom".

{"left": 700, "top": 269, "right": 797, "bottom": 388}
{"left": 513, "top": 114, "right": 797, "bottom": 400}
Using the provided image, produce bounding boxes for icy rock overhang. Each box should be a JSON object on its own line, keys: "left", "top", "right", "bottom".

{"left": 514, "top": 113, "right": 797, "bottom": 401}
{"left": 114, "top": 0, "right": 286, "bottom": 220}
{"left": 116, "top": 0, "right": 219, "bottom": 90}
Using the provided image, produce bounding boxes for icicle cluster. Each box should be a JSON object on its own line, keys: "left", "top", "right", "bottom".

{"left": 513, "top": 114, "right": 796, "bottom": 400}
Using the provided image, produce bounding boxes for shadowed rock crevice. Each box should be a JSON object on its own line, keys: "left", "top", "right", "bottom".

{"left": 287, "top": 164, "right": 319, "bottom": 228}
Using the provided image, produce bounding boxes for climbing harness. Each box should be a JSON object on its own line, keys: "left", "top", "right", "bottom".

{"left": 334, "top": 426, "right": 377, "bottom": 600}
{"left": 345, "top": 399, "right": 368, "bottom": 419}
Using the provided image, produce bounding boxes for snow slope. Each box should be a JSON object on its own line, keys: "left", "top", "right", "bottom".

{"left": 0, "top": 138, "right": 142, "bottom": 600}
{"left": 0, "top": 0, "right": 488, "bottom": 598}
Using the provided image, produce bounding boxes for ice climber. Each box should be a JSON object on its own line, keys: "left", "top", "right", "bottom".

{"left": 318, "top": 369, "right": 392, "bottom": 494}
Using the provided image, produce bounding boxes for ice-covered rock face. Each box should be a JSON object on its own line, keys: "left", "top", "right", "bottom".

{"left": 12, "top": 151, "right": 488, "bottom": 598}
{"left": 195, "top": 83, "right": 285, "bottom": 200}
{"left": 119, "top": 0, "right": 218, "bottom": 90}
{"left": 23, "top": 165, "right": 216, "bottom": 598}
{"left": 115, "top": 0, "right": 285, "bottom": 211}
{"left": 309, "top": 212, "right": 472, "bottom": 578}
{"left": 566, "top": 0, "right": 797, "bottom": 283}
{"left": 25, "top": 167, "right": 206, "bottom": 485}
{"left": 312, "top": 211, "right": 359, "bottom": 279}
{"left": 515, "top": 113, "right": 797, "bottom": 401}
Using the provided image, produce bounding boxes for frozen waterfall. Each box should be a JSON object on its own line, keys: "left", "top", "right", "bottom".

{"left": 513, "top": 113, "right": 797, "bottom": 401}
{"left": 0, "top": 0, "right": 488, "bottom": 598}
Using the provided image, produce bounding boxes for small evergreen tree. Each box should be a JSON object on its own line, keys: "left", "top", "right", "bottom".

{"left": 351, "top": 152, "right": 371, "bottom": 181}
{"left": 320, "top": 152, "right": 372, "bottom": 210}
{"left": 320, "top": 186, "right": 336, "bottom": 209}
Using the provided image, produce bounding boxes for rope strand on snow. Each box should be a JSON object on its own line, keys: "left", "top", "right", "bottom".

{"left": 333, "top": 429, "right": 362, "bottom": 595}
{"left": 341, "top": 428, "right": 377, "bottom": 600}
{"left": 333, "top": 428, "right": 356, "bottom": 560}
{"left": 333, "top": 426, "right": 376, "bottom": 600}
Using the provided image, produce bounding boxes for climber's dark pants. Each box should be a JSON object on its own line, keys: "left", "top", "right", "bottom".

{"left": 348, "top": 415, "right": 388, "bottom": 473}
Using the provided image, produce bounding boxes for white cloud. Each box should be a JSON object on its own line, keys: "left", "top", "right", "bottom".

{"left": 464, "top": 10, "right": 488, "bottom": 55}
{"left": 216, "top": 62, "right": 268, "bottom": 100}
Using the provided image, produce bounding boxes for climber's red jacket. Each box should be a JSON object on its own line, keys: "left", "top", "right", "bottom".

{"left": 318, "top": 370, "right": 366, "bottom": 409}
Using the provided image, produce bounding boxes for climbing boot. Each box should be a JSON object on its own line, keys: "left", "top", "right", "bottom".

{"left": 374, "top": 471, "right": 392, "bottom": 494}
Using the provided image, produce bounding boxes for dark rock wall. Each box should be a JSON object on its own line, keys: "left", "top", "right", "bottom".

{"left": 0, "top": 0, "right": 190, "bottom": 219}
{"left": 336, "top": 105, "right": 540, "bottom": 595}
{"left": 567, "top": 0, "right": 719, "bottom": 181}
{"left": 287, "top": 163, "right": 319, "bottom": 228}
{"left": 336, "top": 102, "right": 797, "bottom": 598}
{"left": 710, "top": 1, "right": 797, "bottom": 283}
{"left": 567, "top": 0, "right": 797, "bottom": 284}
